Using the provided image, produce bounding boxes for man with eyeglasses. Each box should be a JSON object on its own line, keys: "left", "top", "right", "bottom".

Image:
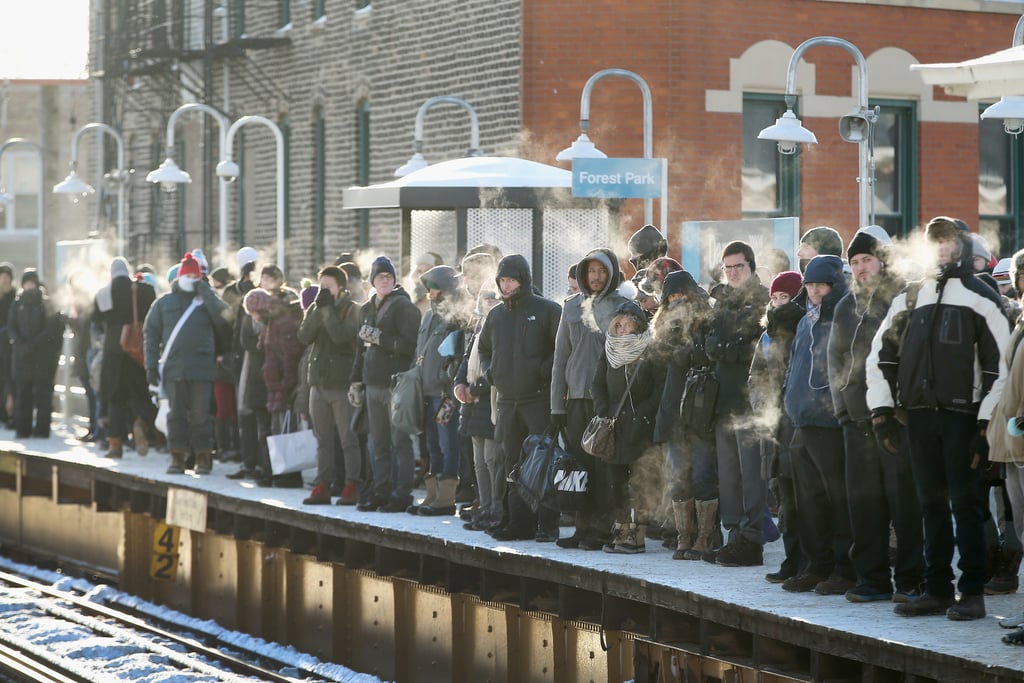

{"left": 704, "top": 241, "right": 771, "bottom": 567}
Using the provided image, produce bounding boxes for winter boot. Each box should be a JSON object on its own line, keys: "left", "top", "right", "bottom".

{"left": 132, "top": 418, "right": 149, "bottom": 456}
{"left": 167, "top": 449, "right": 186, "bottom": 474}
{"left": 194, "top": 451, "right": 213, "bottom": 475}
{"left": 410, "top": 474, "right": 438, "bottom": 514}
{"left": 986, "top": 547, "right": 1023, "bottom": 595}
{"left": 687, "top": 498, "right": 719, "bottom": 561}
{"left": 603, "top": 522, "right": 630, "bottom": 553}
{"left": 672, "top": 499, "right": 696, "bottom": 561}
{"left": 608, "top": 523, "right": 646, "bottom": 554}
{"left": 303, "top": 481, "right": 333, "bottom": 505}
{"left": 104, "top": 437, "right": 124, "bottom": 459}
{"left": 420, "top": 476, "right": 458, "bottom": 516}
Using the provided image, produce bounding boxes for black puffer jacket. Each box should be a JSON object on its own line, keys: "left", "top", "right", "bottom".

{"left": 828, "top": 272, "right": 904, "bottom": 424}
{"left": 706, "top": 275, "right": 770, "bottom": 418}
{"left": 8, "top": 288, "right": 62, "bottom": 383}
{"left": 351, "top": 285, "right": 421, "bottom": 388}
{"left": 592, "top": 351, "right": 665, "bottom": 464}
{"left": 477, "top": 254, "right": 561, "bottom": 403}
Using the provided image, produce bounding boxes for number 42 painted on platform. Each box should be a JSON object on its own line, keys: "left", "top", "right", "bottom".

{"left": 150, "top": 522, "right": 181, "bottom": 581}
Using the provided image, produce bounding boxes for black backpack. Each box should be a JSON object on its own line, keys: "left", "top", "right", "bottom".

{"left": 680, "top": 366, "right": 719, "bottom": 433}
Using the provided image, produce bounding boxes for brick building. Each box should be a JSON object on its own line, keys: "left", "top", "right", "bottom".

{"left": 91, "top": 0, "right": 1024, "bottom": 279}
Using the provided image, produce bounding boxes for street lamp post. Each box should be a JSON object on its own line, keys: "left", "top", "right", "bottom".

{"left": 216, "top": 116, "right": 285, "bottom": 274}
{"left": 394, "top": 96, "right": 484, "bottom": 176}
{"left": 757, "top": 37, "right": 877, "bottom": 229}
{"left": 556, "top": 68, "right": 659, "bottom": 227}
{"left": 980, "top": 16, "right": 1024, "bottom": 135}
{"left": 53, "top": 123, "right": 128, "bottom": 257}
{"left": 146, "top": 103, "right": 231, "bottom": 267}
{"left": 0, "top": 138, "right": 46, "bottom": 279}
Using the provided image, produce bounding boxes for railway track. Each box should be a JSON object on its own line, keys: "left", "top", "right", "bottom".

{"left": 0, "top": 569, "right": 319, "bottom": 683}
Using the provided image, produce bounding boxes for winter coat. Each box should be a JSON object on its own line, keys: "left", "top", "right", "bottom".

{"left": 94, "top": 276, "right": 156, "bottom": 401}
{"left": 297, "top": 292, "right": 361, "bottom": 389}
{"left": 867, "top": 232, "right": 1010, "bottom": 420}
{"left": 748, "top": 300, "right": 804, "bottom": 413}
{"left": 143, "top": 280, "right": 230, "bottom": 383}
{"left": 415, "top": 291, "right": 467, "bottom": 398}
{"left": 0, "top": 287, "right": 17, "bottom": 368}
{"left": 224, "top": 277, "right": 255, "bottom": 382}
{"left": 551, "top": 248, "right": 629, "bottom": 413}
{"left": 591, "top": 350, "right": 665, "bottom": 464}
{"left": 7, "top": 288, "right": 62, "bottom": 384}
{"left": 477, "top": 254, "right": 561, "bottom": 403}
{"left": 237, "top": 312, "right": 266, "bottom": 413}
{"left": 259, "top": 297, "right": 304, "bottom": 414}
{"left": 827, "top": 273, "right": 904, "bottom": 425}
{"left": 351, "top": 285, "right": 421, "bottom": 388}
{"left": 783, "top": 277, "right": 848, "bottom": 428}
{"left": 989, "top": 324, "right": 1024, "bottom": 463}
{"left": 706, "top": 275, "right": 770, "bottom": 418}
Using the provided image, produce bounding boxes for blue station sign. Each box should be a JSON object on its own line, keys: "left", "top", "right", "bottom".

{"left": 571, "top": 157, "right": 665, "bottom": 199}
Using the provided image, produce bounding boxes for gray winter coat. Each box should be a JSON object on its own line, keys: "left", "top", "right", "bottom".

{"left": 144, "top": 280, "right": 230, "bottom": 382}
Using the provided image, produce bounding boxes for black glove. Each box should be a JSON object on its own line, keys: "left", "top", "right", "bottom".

{"left": 548, "top": 412, "right": 568, "bottom": 433}
{"left": 315, "top": 288, "right": 334, "bottom": 307}
{"left": 871, "top": 410, "right": 902, "bottom": 454}
{"left": 240, "top": 260, "right": 256, "bottom": 280}
{"left": 970, "top": 420, "right": 990, "bottom": 470}
{"left": 469, "top": 378, "right": 490, "bottom": 397}
{"left": 147, "top": 368, "right": 161, "bottom": 387}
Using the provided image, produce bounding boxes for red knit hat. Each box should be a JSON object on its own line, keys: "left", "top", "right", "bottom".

{"left": 770, "top": 270, "right": 803, "bottom": 299}
{"left": 178, "top": 252, "right": 202, "bottom": 279}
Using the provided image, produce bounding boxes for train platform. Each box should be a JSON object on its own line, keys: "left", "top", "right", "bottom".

{"left": 1, "top": 422, "right": 1023, "bottom": 682}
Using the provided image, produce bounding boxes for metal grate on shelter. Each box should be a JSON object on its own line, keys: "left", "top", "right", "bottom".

{"left": 467, "top": 207, "right": 532, "bottom": 266}
{"left": 410, "top": 210, "right": 458, "bottom": 272}
{"left": 542, "top": 208, "right": 610, "bottom": 301}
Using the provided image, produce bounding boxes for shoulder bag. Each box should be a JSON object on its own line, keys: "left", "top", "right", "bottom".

{"left": 581, "top": 364, "right": 641, "bottom": 460}
{"left": 119, "top": 282, "right": 146, "bottom": 366}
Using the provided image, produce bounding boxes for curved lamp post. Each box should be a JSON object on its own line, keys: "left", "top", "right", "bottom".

{"left": 556, "top": 68, "right": 657, "bottom": 226}
{"left": 217, "top": 116, "right": 285, "bottom": 274}
{"left": 0, "top": 138, "right": 46, "bottom": 279}
{"left": 146, "top": 103, "right": 231, "bottom": 266}
{"left": 980, "top": 16, "right": 1024, "bottom": 135}
{"left": 757, "top": 37, "right": 877, "bottom": 229}
{"left": 54, "top": 123, "right": 127, "bottom": 257}
{"left": 394, "top": 96, "right": 484, "bottom": 177}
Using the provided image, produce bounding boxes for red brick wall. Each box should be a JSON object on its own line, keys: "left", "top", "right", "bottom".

{"left": 523, "top": 0, "right": 1016, "bottom": 249}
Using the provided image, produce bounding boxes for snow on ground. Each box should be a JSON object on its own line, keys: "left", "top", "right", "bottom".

{"left": 3, "top": 422, "right": 1024, "bottom": 675}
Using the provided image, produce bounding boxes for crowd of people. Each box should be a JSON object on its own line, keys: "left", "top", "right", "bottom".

{"left": 3, "top": 215, "right": 1024, "bottom": 644}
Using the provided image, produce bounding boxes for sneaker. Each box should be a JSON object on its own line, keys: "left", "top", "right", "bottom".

{"left": 892, "top": 587, "right": 921, "bottom": 604}
{"left": 845, "top": 585, "right": 894, "bottom": 603}
{"left": 946, "top": 594, "right": 985, "bottom": 621}
{"left": 356, "top": 495, "right": 388, "bottom": 512}
{"left": 814, "top": 575, "right": 856, "bottom": 596}
{"left": 578, "top": 536, "right": 607, "bottom": 551}
{"left": 782, "top": 573, "right": 826, "bottom": 593}
{"left": 302, "top": 482, "right": 332, "bottom": 505}
{"left": 379, "top": 495, "right": 413, "bottom": 513}
{"left": 999, "top": 612, "right": 1024, "bottom": 629}
{"left": 893, "top": 592, "right": 955, "bottom": 617}
{"left": 765, "top": 569, "right": 796, "bottom": 584}
{"left": 556, "top": 532, "right": 585, "bottom": 549}
{"left": 716, "top": 537, "right": 764, "bottom": 567}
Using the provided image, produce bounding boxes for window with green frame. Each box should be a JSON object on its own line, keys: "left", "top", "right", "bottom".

{"left": 280, "top": 117, "right": 291, "bottom": 238}
{"left": 236, "top": 131, "right": 246, "bottom": 246}
{"left": 280, "top": 0, "right": 290, "bottom": 26}
{"left": 356, "top": 0, "right": 371, "bottom": 9}
{"left": 356, "top": 100, "right": 371, "bottom": 248}
{"left": 742, "top": 94, "right": 798, "bottom": 219}
{"left": 314, "top": 106, "right": 326, "bottom": 264}
{"left": 313, "top": 0, "right": 325, "bottom": 20}
{"left": 979, "top": 110, "right": 1022, "bottom": 255}
{"left": 233, "top": 0, "right": 244, "bottom": 38}
{"left": 869, "top": 100, "right": 917, "bottom": 238}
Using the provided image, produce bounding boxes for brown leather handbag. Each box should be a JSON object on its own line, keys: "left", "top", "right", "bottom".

{"left": 119, "top": 282, "right": 146, "bottom": 366}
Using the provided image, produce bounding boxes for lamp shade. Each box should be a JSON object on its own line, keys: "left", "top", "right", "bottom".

{"left": 216, "top": 160, "right": 240, "bottom": 180}
{"left": 981, "top": 95, "right": 1024, "bottom": 135}
{"left": 555, "top": 133, "right": 607, "bottom": 161}
{"left": 758, "top": 109, "right": 818, "bottom": 154}
{"left": 146, "top": 157, "right": 192, "bottom": 185}
{"left": 52, "top": 170, "right": 95, "bottom": 195}
{"left": 394, "top": 152, "right": 428, "bottom": 177}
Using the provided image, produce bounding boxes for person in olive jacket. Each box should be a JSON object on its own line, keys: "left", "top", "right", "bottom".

{"left": 350, "top": 255, "right": 422, "bottom": 512}
{"left": 144, "top": 253, "right": 230, "bottom": 475}
{"left": 298, "top": 265, "right": 362, "bottom": 505}
{"left": 8, "top": 269, "right": 63, "bottom": 438}
{"left": 476, "top": 254, "right": 561, "bottom": 540}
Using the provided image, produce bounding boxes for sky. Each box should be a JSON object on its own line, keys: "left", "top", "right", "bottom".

{"left": 0, "top": 2, "right": 90, "bottom": 80}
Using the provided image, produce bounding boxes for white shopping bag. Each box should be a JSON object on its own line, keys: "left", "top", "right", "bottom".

{"left": 266, "top": 411, "right": 318, "bottom": 475}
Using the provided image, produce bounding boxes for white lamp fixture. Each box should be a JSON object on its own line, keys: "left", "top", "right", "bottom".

{"left": 215, "top": 159, "right": 240, "bottom": 181}
{"left": 394, "top": 152, "right": 428, "bottom": 177}
{"left": 555, "top": 133, "right": 608, "bottom": 161}
{"left": 394, "top": 96, "right": 484, "bottom": 177}
{"left": 146, "top": 157, "right": 192, "bottom": 192}
{"left": 52, "top": 167, "right": 96, "bottom": 199}
{"left": 982, "top": 95, "right": 1024, "bottom": 136}
{"left": 757, "top": 109, "right": 818, "bottom": 155}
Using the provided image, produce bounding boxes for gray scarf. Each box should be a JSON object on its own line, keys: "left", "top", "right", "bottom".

{"left": 605, "top": 328, "right": 652, "bottom": 368}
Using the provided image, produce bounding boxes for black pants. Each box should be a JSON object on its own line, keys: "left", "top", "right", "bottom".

{"left": 495, "top": 397, "right": 557, "bottom": 532}
{"left": 790, "top": 426, "right": 852, "bottom": 579}
{"left": 14, "top": 378, "right": 52, "bottom": 436}
{"left": 845, "top": 420, "right": 924, "bottom": 592}
{"left": 107, "top": 361, "right": 153, "bottom": 440}
{"left": 906, "top": 409, "right": 986, "bottom": 597}
{"left": 773, "top": 415, "right": 804, "bottom": 576}
{"left": 239, "top": 408, "right": 271, "bottom": 473}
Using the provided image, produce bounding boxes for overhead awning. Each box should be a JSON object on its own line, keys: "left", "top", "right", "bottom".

{"left": 911, "top": 44, "right": 1024, "bottom": 100}
{"left": 343, "top": 156, "right": 587, "bottom": 209}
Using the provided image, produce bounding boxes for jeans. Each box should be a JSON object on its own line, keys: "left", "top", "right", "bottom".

{"left": 790, "top": 425, "right": 852, "bottom": 580}
{"left": 310, "top": 385, "right": 361, "bottom": 486}
{"left": 665, "top": 434, "right": 718, "bottom": 502}
{"left": 844, "top": 420, "right": 923, "bottom": 592}
{"left": 366, "top": 384, "right": 414, "bottom": 501}
{"left": 426, "top": 395, "right": 460, "bottom": 478}
{"left": 1005, "top": 466, "right": 1024, "bottom": 551}
{"left": 906, "top": 408, "right": 987, "bottom": 597}
{"left": 164, "top": 379, "right": 213, "bottom": 452}
{"left": 714, "top": 420, "right": 765, "bottom": 545}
